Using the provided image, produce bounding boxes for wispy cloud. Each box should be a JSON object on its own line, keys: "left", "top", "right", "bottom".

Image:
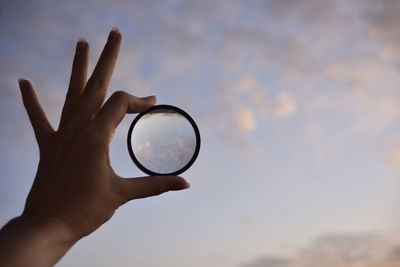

{"left": 234, "top": 105, "right": 257, "bottom": 132}
{"left": 273, "top": 93, "right": 297, "bottom": 118}
{"left": 241, "top": 231, "right": 400, "bottom": 267}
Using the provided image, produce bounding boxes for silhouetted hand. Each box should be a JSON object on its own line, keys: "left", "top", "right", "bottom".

{"left": 0, "top": 29, "right": 189, "bottom": 267}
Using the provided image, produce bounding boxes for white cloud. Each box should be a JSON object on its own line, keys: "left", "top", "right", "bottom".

{"left": 274, "top": 93, "right": 297, "bottom": 118}
{"left": 237, "top": 76, "right": 257, "bottom": 92}
{"left": 234, "top": 105, "right": 256, "bottom": 132}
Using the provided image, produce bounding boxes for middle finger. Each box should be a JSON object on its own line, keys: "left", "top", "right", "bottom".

{"left": 66, "top": 28, "right": 122, "bottom": 133}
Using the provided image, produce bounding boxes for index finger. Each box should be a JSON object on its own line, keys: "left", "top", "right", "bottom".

{"left": 84, "top": 28, "right": 122, "bottom": 101}
{"left": 92, "top": 91, "right": 156, "bottom": 139}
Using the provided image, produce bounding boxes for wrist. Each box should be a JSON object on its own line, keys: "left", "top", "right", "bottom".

{"left": 0, "top": 215, "right": 77, "bottom": 266}
{"left": 19, "top": 213, "right": 78, "bottom": 244}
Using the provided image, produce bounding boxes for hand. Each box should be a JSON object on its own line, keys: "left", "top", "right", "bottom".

{"left": 0, "top": 29, "right": 189, "bottom": 267}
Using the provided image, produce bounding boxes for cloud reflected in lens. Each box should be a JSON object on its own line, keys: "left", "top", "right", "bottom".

{"left": 130, "top": 109, "right": 197, "bottom": 174}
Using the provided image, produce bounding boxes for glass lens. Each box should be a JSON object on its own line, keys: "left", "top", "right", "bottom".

{"left": 129, "top": 107, "right": 199, "bottom": 175}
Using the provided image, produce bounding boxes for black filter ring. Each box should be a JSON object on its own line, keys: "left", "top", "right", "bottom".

{"left": 127, "top": 104, "right": 201, "bottom": 176}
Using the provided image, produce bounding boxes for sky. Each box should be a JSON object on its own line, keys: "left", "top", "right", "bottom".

{"left": 1, "top": 0, "right": 400, "bottom": 266}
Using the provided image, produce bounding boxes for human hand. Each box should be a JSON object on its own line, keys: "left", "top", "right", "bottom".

{"left": 0, "top": 29, "right": 189, "bottom": 266}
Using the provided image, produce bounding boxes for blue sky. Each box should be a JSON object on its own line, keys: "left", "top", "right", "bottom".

{"left": 1, "top": 0, "right": 400, "bottom": 266}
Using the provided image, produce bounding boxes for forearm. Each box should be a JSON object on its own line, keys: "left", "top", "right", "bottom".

{"left": 0, "top": 215, "right": 77, "bottom": 267}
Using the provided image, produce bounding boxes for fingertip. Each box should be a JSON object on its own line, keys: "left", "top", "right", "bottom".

{"left": 108, "top": 27, "right": 122, "bottom": 42}
{"left": 169, "top": 176, "right": 190, "bottom": 190}
{"left": 179, "top": 176, "right": 191, "bottom": 189}
{"left": 18, "top": 78, "right": 30, "bottom": 92}
{"left": 18, "top": 78, "right": 27, "bottom": 86}
{"left": 77, "top": 38, "right": 88, "bottom": 50}
{"left": 183, "top": 180, "right": 191, "bottom": 189}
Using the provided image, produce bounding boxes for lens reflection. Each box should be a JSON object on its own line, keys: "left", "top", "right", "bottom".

{"left": 130, "top": 108, "right": 197, "bottom": 174}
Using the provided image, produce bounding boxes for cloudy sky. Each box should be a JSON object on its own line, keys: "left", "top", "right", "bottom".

{"left": 1, "top": 0, "right": 400, "bottom": 266}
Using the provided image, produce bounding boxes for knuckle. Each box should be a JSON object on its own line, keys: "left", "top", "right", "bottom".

{"left": 84, "top": 124, "right": 103, "bottom": 141}
{"left": 111, "top": 90, "right": 128, "bottom": 103}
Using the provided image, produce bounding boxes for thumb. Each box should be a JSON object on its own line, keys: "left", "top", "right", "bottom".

{"left": 116, "top": 176, "right": 190, "bottom": 203}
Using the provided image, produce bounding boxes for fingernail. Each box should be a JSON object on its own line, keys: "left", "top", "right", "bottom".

{"left": 184, "top": 181, "right": 191, "bottom": 189}
{"left": 142, "top": 96, "right": 157, "bottom": 105}
{"left": 142, "top": 95, "right": 156, "bottom": 101}
{"left": 174, "top": 180, "right": 190, "bottom": 190}
{"left": 77, "top": 37, "right": 86, "bottom": 43}
{"left": 169, "top": 177, "right": 191, "bottom": 190}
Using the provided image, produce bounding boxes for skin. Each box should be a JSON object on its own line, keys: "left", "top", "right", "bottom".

{"left": 0, "top": 29, "right": 190, "bottom": 267}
